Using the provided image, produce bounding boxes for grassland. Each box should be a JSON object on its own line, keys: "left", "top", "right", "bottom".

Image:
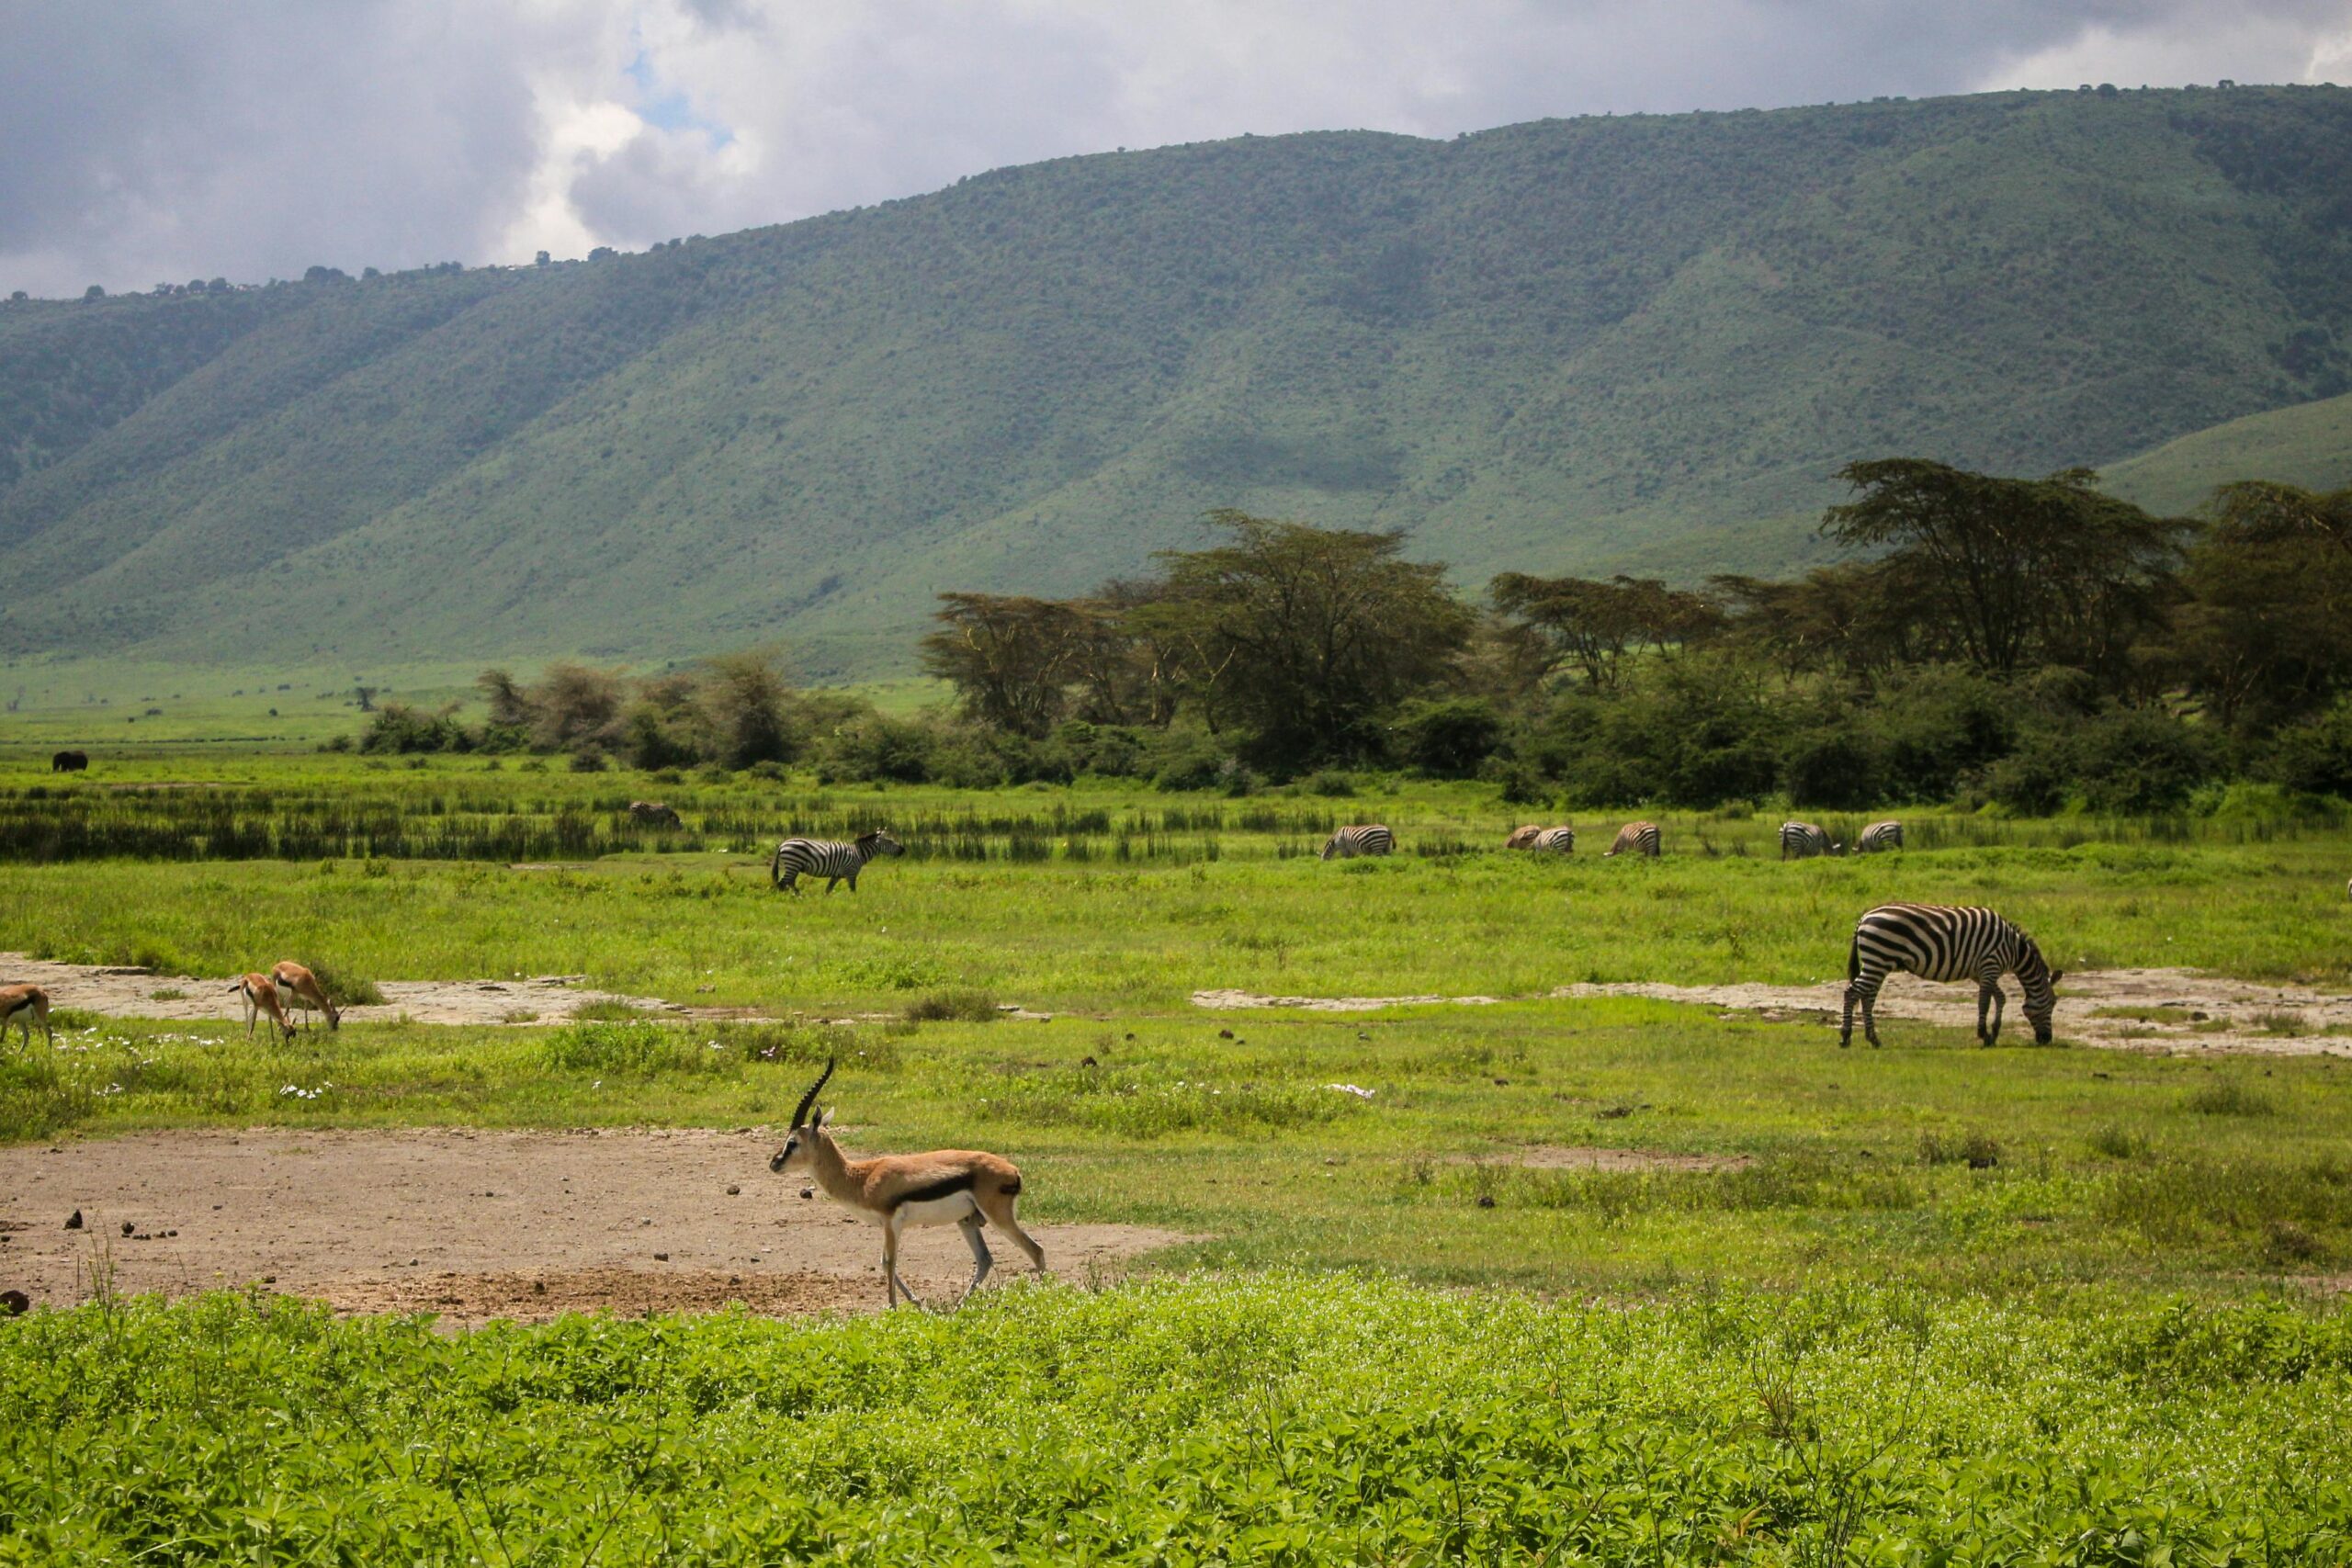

{"left": 3, "top": 758, "right": 2348, "bottom": 1560}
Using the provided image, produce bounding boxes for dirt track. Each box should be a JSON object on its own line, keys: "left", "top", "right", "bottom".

{"left": 0, "top": 953, "right": 691, "bottom": 1027}
{"left": 0, "top": 1129, "right": 1187, "bottom": 1324}
{"left": 1197, "top": 968, "right": 2352, "bottom": 1055}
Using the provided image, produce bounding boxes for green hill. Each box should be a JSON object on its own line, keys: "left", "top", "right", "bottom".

{"left": 3, "top": 84, "right": 2349, "bottom": 687}
{"left": 2102, "top": 388, "right": 2352, "bottom": 514}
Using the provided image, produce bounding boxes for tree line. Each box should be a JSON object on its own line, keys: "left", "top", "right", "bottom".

{"left": 359, "top": 463, "right": 2352, "bottom": 813}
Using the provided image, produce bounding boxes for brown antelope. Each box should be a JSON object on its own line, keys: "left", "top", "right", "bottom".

{"left": 234, "top": 973, "right": 298, "bottom": 1041}
{"left": 1503, "top": 824, "right": 1544, "bottom": 850}
{"left": 768, "top": 1058, "right": 1046, "bottom": 1310}
{"left": 1603, "top": 821, "right": 1661, "bottom": 858}
{"left": 0, "top": 984, "right": 53, "bottom": 1049}
{"left": 269, "top": 961, "right": 341, "bottom": 1031}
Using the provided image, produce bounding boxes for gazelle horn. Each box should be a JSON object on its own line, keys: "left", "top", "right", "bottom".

{"left": 791, "top": 1057, "right": 836, "bottom": 1130}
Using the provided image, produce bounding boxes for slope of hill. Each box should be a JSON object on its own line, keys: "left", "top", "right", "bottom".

{"left": 2101, "top": 388, "right": 2352, "bottom": 514}
{"left": 3, "top": 85, "right": 2349, "bottom": 683}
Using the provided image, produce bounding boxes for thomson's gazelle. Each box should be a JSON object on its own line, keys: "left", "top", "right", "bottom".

{"left": 269, "top": 961, "right": 341, "bottom": 1031}
{"left": 768, "top": 1059, "right": 1046, "bottom": 1309}
{"left": 0, "top": 984, "right": 52, "bottom": 1050}
{"left": 234, "top": 973, "right": 298, "bottom": 1041}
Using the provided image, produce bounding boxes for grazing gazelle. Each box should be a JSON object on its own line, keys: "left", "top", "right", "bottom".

{"left": 768, "top": 1058, "right": 1046, "bottom": 1310}
{"left": 269, "top": 961, "right": 341, "bottom": 1032}
{"left": 234, "top": 972, "right": 298, "bottom": 1041}
{"left": 0, "top": 984, "right": 53, "bottom": 1050}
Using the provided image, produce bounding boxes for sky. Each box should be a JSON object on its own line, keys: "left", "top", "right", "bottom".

{"left": 5, "top": 0, "right": 2349, "bottom": 299}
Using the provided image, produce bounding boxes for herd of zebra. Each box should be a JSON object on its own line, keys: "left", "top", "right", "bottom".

{"left": 1317, "top": 817, "right": 1903, "bottom": 861}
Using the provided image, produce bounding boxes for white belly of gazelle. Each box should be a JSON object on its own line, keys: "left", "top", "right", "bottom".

{"left": 891, "top": 1192, "right": 982, "bottom": 1229}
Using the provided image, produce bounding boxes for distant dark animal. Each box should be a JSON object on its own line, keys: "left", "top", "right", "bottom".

{"left": 628, "top": 800, "right": 683, "bottom": 829}
{"left": 1603, "top": 822, "right": 1660, "bottom": 858}
{"left": 771, "top": 829, "right": 905, "bottom": 894}
{"left": 1320, "top": 825, "right": 1396, "bottom": 861}
{"left": 0, "top": 984, "right": 53, "bottom": 1050}
{"left": 51, "top": 750, "right": 87, "bottom": 773}
{"left": 1780, "top": 821, "right": 1841, "bottom": 859}
{"left": 1856, "top": 820, "right": 1904, "bottom": 853}
{"left": 1841, "top": 904, "right": 2061, "bottom": 1049}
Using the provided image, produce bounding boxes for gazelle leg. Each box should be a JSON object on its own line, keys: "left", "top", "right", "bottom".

{"left": 980, "top": 1191, "right": 1047, "bottom": 1274}
{"left": 957, "top": 1212, "right": 992, "bottom": 1303}
{"left": 883, "top": 1210, "right": 926, "bottom": 1311}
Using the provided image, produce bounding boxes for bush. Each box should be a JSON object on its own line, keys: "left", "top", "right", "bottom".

{"left": 2072, "top": 708, "right": 2219, "bottom": 814}
{"left": 1150, "top": 732, "right": 1230, "bottom": 793}
{"left": 1393, "top": 697, "right": 1504, "bottom": 778}
{"left": 1781, "top": 727, "right": 1880, "bottom": 809}
{"left": 356, "top": 703, "right": 470, "bottom": 755}
{"left": 2264, "top": 697, "right": 2352, "bottom": 796}
{"left": 902, "top": 990, "right": 1000, "bottom": 1023}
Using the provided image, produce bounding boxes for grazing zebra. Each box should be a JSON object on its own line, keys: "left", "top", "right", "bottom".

{"left": 1779, "top": 821, "right": 1840, "bottom": 859}
{"left": 1528, "top": 826, "right": 1575, "bottom": 853}
{"left": 1320, "top": 824, "right": 1396, "bottom": 860}
{"left": 628, "top": 800, "right": 683, "bottom": 829}
{"left": 1602, "top": 821, "right": 1660, "bottom": 858}
{"left": 771, "top": 829, "right": 905, "bottom": 894}
{"left": 1841, "top": 904, "right": 2062, "bottom": 1049}
{"left": 1857, "top": 820, "right": 1904, "bottom": 853}
{"left": 51, "top": 750, "right": 87, "bottom": 773}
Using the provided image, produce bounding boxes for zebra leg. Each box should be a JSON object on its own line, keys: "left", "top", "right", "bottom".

{"left": 844, "top": 871, "right": 858, "bottom": 893}
{"left": 1839, "top": 985, "right": 1857, "bottom": 1048}
{"left": 1983, "top": 983, "right": 2006, "bottom": 1047}
{"left": 1860, "top": 981, "right": 1883, "bottom": 1048}
{"left": 823, "top": 876, "right": 840, "bottom": 895}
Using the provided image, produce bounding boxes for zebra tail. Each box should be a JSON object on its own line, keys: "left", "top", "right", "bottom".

{"left": 1847, "top": 929, "right": 1860, "bottom": 984}
{"left": 769, "top": 843, "right": 784, "bottom": 889}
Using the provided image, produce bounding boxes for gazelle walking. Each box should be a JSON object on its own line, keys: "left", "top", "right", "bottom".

{"left": 269, "top": 961, "right": 341, "bottom": 1032}
{"left": 768, "top": 1058, "right": 1046, "bottom": 1310}
{"left": 0, "top": 984, "right": 52, "bottom": 1050}
{"left": 234, "top": 973, "right": 298, "bottom": 1041}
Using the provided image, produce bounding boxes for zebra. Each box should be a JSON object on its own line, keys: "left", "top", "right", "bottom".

{"left": 1779, "top": 821, "right": 1840, "bottom": 859}
{"left": 1856, "top": 820, "right": 1904, "bottom": 853}
{"left": 1840, "top": 903, "right": 2062, "bottom": 1049}
{"left": 1528, "top": 827, "right": 1575, "bottom": 853}
{"left": 771, "top": 829, "right": 905, "bottom": 894}
{"left": 1320, "top": 825, "right": 1396, "bottom": 860}
{"left": 1602, "top": 821, "right": 1659, "bottom": 858}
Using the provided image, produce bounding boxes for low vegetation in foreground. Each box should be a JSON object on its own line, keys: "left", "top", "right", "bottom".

{"left": 5, "top": 1277, "right": 2349, "bottom": 1563}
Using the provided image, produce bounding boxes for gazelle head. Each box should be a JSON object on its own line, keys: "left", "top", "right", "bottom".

{"left": 857, "top": 829, "right": 905, "bottom": 858}
{"left": 769, "top": 1056, "right": 837, "bottom": 1174}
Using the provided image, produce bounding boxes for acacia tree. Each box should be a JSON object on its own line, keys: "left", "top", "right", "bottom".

{"left": 921, "top": 593, "right": 1091, "bottom": 739}
{"left": 1491, "top": 573, "right": 1722, "bottom": 691}
{"left": 2164, "top": 484, "right": 2352, "bottom": 731}
{"left": 1821, "top": 459, "right": 2182, "bottom": 687}
{"left": 1149, "top": 511, "right": 1471, "bottom": 765}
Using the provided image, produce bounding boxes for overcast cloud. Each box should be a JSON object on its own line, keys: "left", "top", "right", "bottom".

{"left": 5, "top": 0, "right": 2348, "bottom": 298}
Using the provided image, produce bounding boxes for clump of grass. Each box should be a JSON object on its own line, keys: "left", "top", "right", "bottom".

{"left": 2086, "top": 1123, "right": 2153, "bottom": 1161}
{"left": 2249, "top": 1011, "right": 2308, "bottom": 1038}
{"left": 979, "top": 1067, "right": 1355, "bottom": 1137}
{"left": 902, "top": 990, "right": 1000, "bottom": 1024}
{"left": 571, "top": 998, "right": 660, "bottom": 1022}
{"left": 2264, "top": 1219, "right": 2324, "bottom": 1266}
{"left": 148, "top": 987, "right": 187, "bottom": 1002}
{"left": 541, "top": 1020, "right": 731, "bottom": 1078}
{"left": 2184, "top": 1080, "right": 2275, "bottom": 1117}
{"left": 1918, "top": 1131, "right": 2002, "bottom": 1168}
{"left": 303, "top": 960, "right": 385, "bottom": 1008}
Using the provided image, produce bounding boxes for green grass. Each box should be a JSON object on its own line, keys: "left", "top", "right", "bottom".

{"left": 5, "top": 1277, "right": 2349, "bottom": 1563}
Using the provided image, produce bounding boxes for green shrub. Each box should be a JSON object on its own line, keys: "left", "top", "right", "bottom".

{"left": 902, "top": 990, "right": 1000, "bottom": 1023}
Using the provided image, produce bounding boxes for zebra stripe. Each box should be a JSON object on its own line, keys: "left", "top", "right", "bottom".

{"left": 1779, "top": 821, "right": 1839, "bottom": 859}
{"left": 1320, "top": 825, "right": 1396, "bottom": 861}
{"left": 771, "top": 830, "right": 905, "bottom": 894}
{"left": 1602, "top": 822, "right": 1659, "bottom": 858}
{"left": 1841, "top": 903, "right": 2059, "bottom": 1048}
{"left": 1529, "top": 826, "right": 1575, "bottom": 853}
{"left": 1857, "top": 820, "right": 1904, "bottom": 853}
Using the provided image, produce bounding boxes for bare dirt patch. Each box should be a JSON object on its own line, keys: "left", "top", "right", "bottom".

{"left": 0, "top": 1128, "right": 1186, "bottom": 1325}
{"left": 0, "top": 953, "right": 685, "bottom": 1027}
{"left": 1196, "top": 969, "right": 2352, "bottom": 1056}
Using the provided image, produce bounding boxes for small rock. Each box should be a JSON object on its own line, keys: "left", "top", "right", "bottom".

{"left": 1217, "top": 1029, "right": 1234, "bottom": 1040}
{"left": 166, "top": 1229, "right": 177, "bottom": 1237}
{"left": 212, "top": 1203, "right": 222, "bottom": 1211}
{"left": 120, "top": 1221, "right": 134, "bottom": 1236}
{"left": 532, "top": 1280, "right": 546, "bottom": 1295}
{"left": 639, "top": 1216, "right": 652, "bottom": 1226}
{"left": 726, "top": 1184, "right": 741, "bottom": 1196}
{"left": 800, "top": 1188, "right": 814, "bottom": 1201}
{"left": 261, "top": 1274, "right": 276, "bottom": 1284}
{"left": 1476, "top": 1194, "right": 1496, "bottom": 1209}
{"left": 1123, "top": 1032, "right": 1136, "bottom": 1041}
{"left": 406, "top": 1258, "right": 419, "bottom": 1266}
{"left": 653, "top": 1252, "right": 670, "bottom": 1262}
{"left": 0, "top": 1289, "right": 28, "bottom": 1315}
{"left": 1494, "top": 1077, "right": 1509, "bottom": 1086}
{"left": 1080, "top": 1055, "right": 1097, "bottom": 1067}
{"left": 63, "top": 1210, "right": 82, "bottom": 1231}
{"left": 1357, "top": 1032, "right": 1369, "bottom": 1041}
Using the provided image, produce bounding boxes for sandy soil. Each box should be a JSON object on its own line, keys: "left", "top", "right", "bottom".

{"left": 1197, "top": 968, "right": 2352, "bottom": 1056}
{"left": 0, "top": 1128, "right": 1188, "bottom": 1325}
{"left": 0, "top": 953, "right": 688, "bottom": 1027}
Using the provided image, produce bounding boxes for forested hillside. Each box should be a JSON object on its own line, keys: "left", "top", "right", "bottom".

{"left": 3, "top": 84, "right": 2348, "bottom": 682}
